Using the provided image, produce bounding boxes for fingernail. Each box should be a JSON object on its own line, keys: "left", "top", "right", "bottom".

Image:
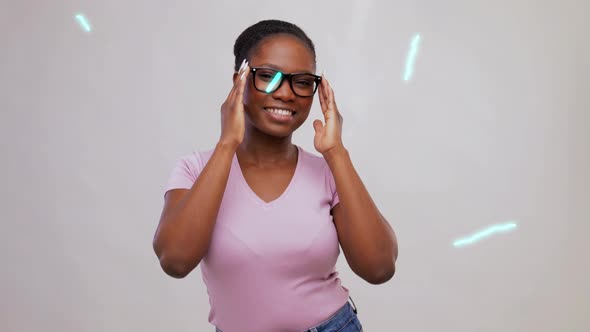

{"left": 241, "top": 71, "right": 246, "bottom": 80}
{"left": 239, "top": 59, "right": 246, "bottom": 71}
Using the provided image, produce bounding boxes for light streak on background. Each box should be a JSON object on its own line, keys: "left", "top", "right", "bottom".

{"left": 453, "top": 222, "right": 518, "bottom": 247}
{"left": 75, "top": 13, "right": 92, "bottom": 32}
{"left": 403, "top": 33, "right": 421, "bottom": 81}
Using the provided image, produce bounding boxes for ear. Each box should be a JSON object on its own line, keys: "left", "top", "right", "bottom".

{"left": 232, "top": 72, "right": 239, "bottom": 85}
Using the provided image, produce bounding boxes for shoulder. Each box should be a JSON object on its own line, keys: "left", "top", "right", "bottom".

{"left": 297, "top": 145, "right": 330, "bottom": 171}
{"left": 297, "top": 145, "right": 339, "bottom": 207}
{"left": 172, "top": 146, "right": 216, "bottom": 174}
{"left": 297, "top": 145, "right": 334, "bottom": 183}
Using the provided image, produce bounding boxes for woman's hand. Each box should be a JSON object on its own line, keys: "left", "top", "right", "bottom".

{"left": 219, "top": 59, "right": 250, "bottom": 148}
{"left": 313, "top": 74, "right": 344, "bottom": 156}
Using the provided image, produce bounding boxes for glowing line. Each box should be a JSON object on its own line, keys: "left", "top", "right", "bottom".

{"left": 75, "top": 13, "right": 92, "bottom": 32}
{"left": 453, "top": 222, "right": 517, "bottom": 247}
{"left": 403, "top": 33, "right": 421, "bottom": 81}
{"left": 265, "top": 72, "right": 282, "bottom": 93}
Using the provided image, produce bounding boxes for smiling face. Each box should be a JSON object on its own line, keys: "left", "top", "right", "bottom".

{"left": 240, "top": 33, "right": 316, "bottom": 138}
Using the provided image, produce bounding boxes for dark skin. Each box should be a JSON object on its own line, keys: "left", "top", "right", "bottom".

{"left": 231, "top": 34, "right": 398, "bottom": 284}
{"left": 232, "top": 34, "right": 313, "bottom": 173}
{"left": 230, "top": 34, "right": 312, "bottom": 202}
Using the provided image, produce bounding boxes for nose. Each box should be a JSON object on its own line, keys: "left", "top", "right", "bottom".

{"left": 271, "top": 78, "right": 296, "bottom": 102}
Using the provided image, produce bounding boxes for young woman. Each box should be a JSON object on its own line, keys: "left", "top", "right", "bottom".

{"left": 153, "top": 19, "right": 398, "bottom": 332}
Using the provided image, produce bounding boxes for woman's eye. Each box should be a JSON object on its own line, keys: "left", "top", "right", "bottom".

{"left": 259, "top": 73, "right": 276, "bottom": 80}
{"left": 295, "top": 80, "right": 312, "bottom": 86}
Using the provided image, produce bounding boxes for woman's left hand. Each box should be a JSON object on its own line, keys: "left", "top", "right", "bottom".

{"left": 313, "top": 74, "right": 344, "bottom": 156}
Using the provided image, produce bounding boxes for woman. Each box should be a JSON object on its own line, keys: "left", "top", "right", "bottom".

{"left": 153, "top": 19, "right": 398, "bottom": 332}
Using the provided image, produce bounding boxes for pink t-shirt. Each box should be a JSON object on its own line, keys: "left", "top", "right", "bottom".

{"left": 164, "top": 144, "right": 350, "bottom": 332}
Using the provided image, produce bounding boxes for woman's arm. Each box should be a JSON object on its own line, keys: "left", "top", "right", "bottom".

{"left": 326, "top": 146, "right": 398, "bottom": 285}
{"left": 153, "top": 141, "right": 237, "bottom": 278}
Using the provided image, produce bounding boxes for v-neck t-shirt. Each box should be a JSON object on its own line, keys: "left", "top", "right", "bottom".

{"left": 163, "top": 145, "right": 349, "bottom": 332}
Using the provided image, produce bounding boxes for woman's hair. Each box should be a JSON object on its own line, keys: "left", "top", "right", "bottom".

{"left": 233, "top": 19, "right": 316, "bottom": 71}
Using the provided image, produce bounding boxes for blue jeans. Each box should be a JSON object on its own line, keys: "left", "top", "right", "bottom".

{"left": 215, "top": 297, "right": 363, "bottom": 332}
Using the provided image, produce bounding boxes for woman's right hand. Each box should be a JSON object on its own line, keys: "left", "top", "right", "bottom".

{"left": 219, "top": 59, "right": 249, "bottom": 148}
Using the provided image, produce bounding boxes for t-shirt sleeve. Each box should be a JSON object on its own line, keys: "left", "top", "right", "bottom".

{"left": 163, "top": 151, "right": 204, "bottom": 198}
{"left": 324, "top": 161, "right": 340, "bottom": 209}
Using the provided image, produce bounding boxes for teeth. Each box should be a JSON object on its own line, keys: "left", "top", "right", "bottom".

{"left": 266, "top": 108, "right": 293, "bottom": 116}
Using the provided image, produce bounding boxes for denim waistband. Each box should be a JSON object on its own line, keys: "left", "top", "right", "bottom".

{"left": 303, "top": 300, "right": 356, "bottom": 332}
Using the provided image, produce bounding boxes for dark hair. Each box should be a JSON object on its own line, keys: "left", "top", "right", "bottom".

{"left": 233, "top": 19, "right": 316, "bottom": 71}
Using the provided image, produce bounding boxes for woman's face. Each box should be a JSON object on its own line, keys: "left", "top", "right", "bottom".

{"left": 240, "top": 34, "right": 316, "bottom": 138}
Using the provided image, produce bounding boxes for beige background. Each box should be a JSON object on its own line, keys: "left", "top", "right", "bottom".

{"left": 1, "top": 0, "right": 588, "bottom": 331}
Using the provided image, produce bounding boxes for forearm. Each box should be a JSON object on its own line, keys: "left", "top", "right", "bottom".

{"left": 324, "top": 146, "right": 398, "bottom": 280}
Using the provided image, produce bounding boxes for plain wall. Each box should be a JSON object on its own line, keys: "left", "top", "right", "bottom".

{"left": 1, "top": 0, "right": 588, "bottom": 331}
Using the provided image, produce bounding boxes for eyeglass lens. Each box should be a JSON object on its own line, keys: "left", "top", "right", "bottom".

{"left": 255, "top": 69, "right": 317, "bottom": 97}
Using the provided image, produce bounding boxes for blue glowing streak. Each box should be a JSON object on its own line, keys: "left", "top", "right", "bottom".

{"left": 75, "top": 14, "right": 92, "bottom": 32}
{"left": 403, "top": 34, "right": 421, "bottom": 81}
{"left": 453, "top": 222, "right": 518, "bottom": 247}
{"left": 265, "top": 72, "right": 282, "bottom": 93}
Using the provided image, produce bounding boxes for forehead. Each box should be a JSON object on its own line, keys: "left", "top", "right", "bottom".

{"left": 250, "top": 34, "right": 315, "bottom": 73}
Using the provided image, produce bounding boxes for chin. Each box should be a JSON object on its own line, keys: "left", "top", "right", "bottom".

{"left": 258, "top": 125, "right": 295, "bottom": 138}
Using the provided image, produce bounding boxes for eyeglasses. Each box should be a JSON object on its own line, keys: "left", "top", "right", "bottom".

{"left": 250, "top": 67, "right": 322, "bottom": 98}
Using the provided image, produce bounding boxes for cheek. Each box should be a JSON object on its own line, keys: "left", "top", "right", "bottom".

{"left": 243, "top": 83, "right": 262, "bottom": 107}
{"left": 298, "top": 99, "right": 314, "bottom": 113}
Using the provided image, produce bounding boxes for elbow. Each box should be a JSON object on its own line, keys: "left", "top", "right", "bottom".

{"left": 365, "top": 244, "right": 398, "bottom": 285}
{"left": 366, "top": 265, "right": 395, "bottom": 285}
{"left": 363, "top": 256, "right": 396, "bottom": 285}
{"left": 153, "top": 241, "right": 196, "bottom": 279}
{"left": 157, "top": 253, "right": 198, "bottom": 279}
{"left": 159, "top": 256, "right": 193, "bottom": 278}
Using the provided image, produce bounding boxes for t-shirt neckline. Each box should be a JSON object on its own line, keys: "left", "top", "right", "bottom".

{"left": 233, "top": 144, "right": 302, "bottom": 209}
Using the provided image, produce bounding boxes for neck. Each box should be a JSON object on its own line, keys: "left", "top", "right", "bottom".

{"left": 237, "top": 134, "right": 297, "bottom": 166}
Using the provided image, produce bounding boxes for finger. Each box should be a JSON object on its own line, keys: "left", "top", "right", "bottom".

{"left": 318, "top": 76, "right": 328, "bottom": 112}
{"left": 228, "top": 60, "right": 247, "bottom": 100}
{"left": 318, "top": 81, "right": 326, "bottom": 111}
{"left": 321, "top": 76, "right": 333, "bottom": 110}
{"left": 235, "top": 61, "right": 250, "bottom": 103}
{"left": 328, "top": 86, "right": 342, "bottom": 121}
{"left": 328, "top": 84, "right": 335, "bottom": 110}
{"left": 324, "top": 78, "right": 337, "bottom": 111}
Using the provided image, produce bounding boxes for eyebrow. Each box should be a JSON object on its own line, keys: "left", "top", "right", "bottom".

{"left": 256, "top": 63, "right": 315, "bottom": 75}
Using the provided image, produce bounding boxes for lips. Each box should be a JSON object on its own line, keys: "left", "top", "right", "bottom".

{"left": 263, "top": 107, "right": 296, "bottom": 123}
{"left": 263, "top": 107, "right": 296, "bottom": 115}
